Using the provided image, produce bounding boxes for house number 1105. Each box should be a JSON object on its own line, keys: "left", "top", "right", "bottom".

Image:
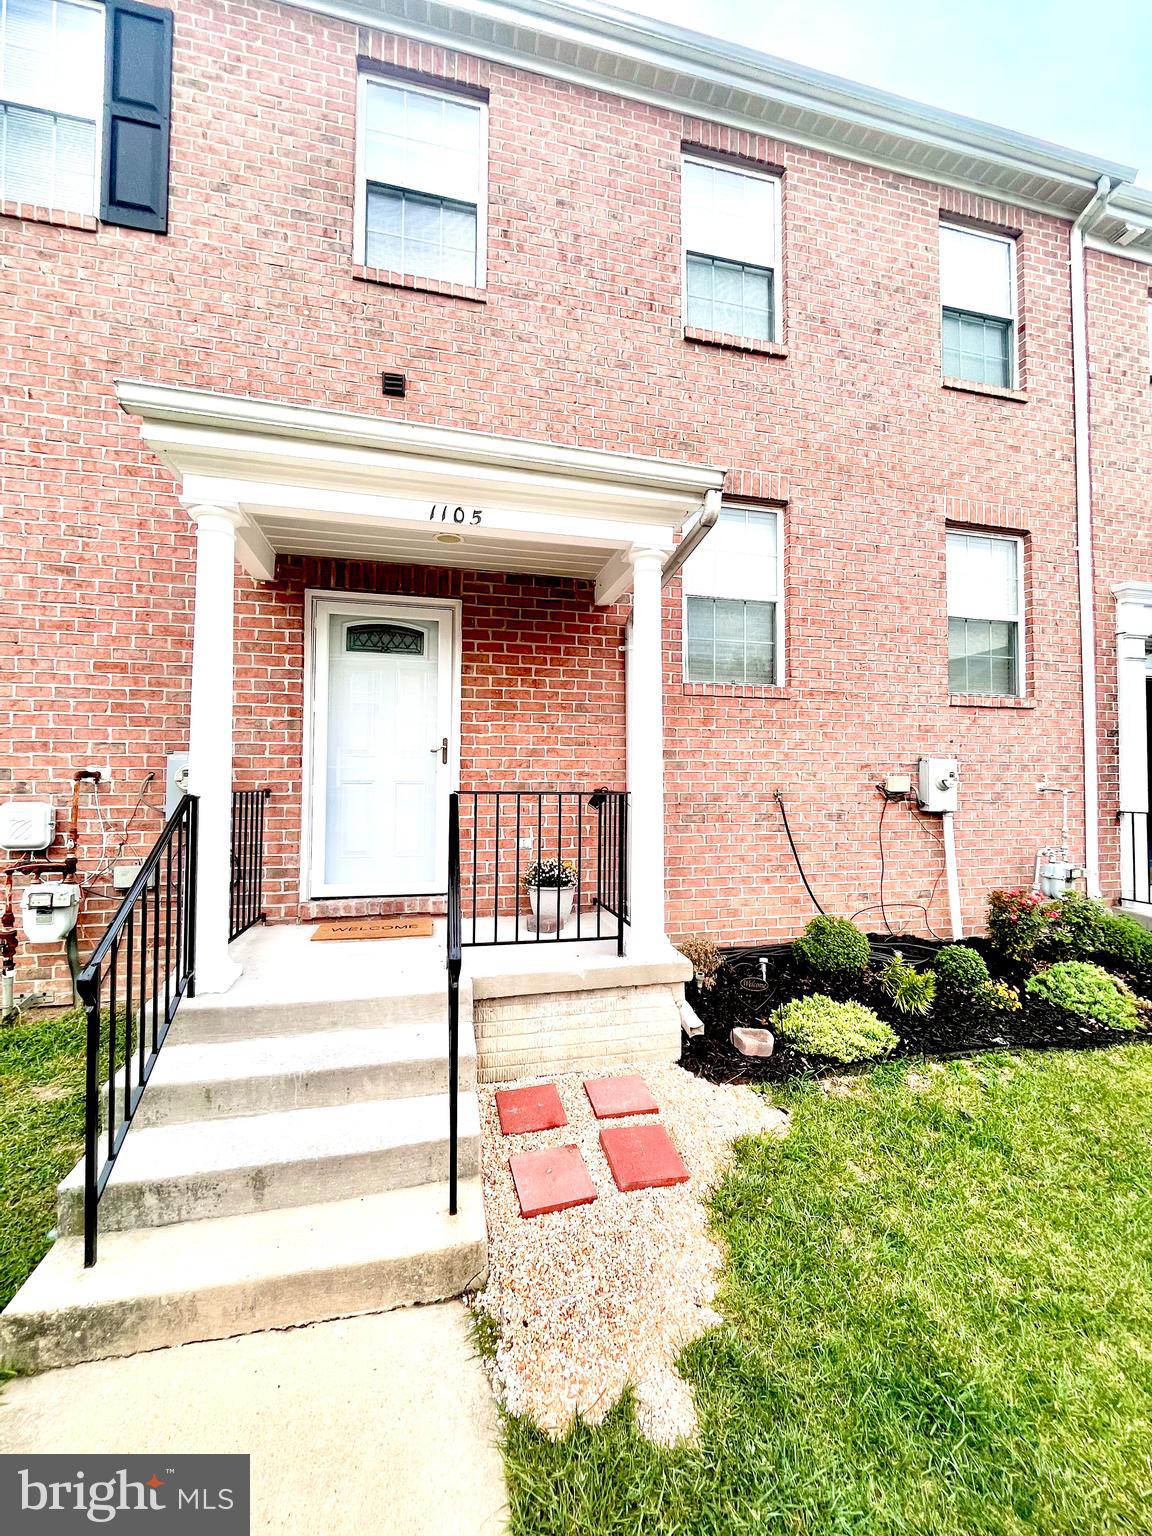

{"left": 429, "top": 504, "right": 483, "bottom": 524}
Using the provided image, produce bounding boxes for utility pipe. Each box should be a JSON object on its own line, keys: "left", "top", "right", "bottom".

{"left": 940, "top": 812, "right": 964, "bottom": 940}
{"left": 660, "top": 486, "right": 722, "bottom": 587}
{"left": 1070, "top": 174, "right": 1114, "bottom": 899}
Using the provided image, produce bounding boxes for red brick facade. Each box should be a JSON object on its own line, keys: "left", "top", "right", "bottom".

{"left": 2, "top": 0, "right": 1147, "bottom": 996}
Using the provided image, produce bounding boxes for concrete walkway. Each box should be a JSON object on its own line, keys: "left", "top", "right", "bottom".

{"left": 0, "top": 1304, "right": 508, "bottom": 1536}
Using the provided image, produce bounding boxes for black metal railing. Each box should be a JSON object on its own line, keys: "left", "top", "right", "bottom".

{"left": 447, "top": 793, "right": 463, "bottom": 1217}
{"left": 1119, "top": 810, "right": 1151, "bottom": 905}
{"left": 229, "top": 787, "right": 270, "bottom": 942}
{"left": 452, "top": 788, "right": 629, "bottom": 956}
{"left": 77, "top": 794, "right": 198, "bottom": 1267}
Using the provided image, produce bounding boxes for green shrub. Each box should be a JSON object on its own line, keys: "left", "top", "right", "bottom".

{"left": 792, "top": 915, "right": 870, "bottom": 976}
{"left": 1095, "top": 914, "right": 1152, "bottom": 974}
{"left": 880, "top": 952, "right": 936, "bottom": 1016}
{"left": 771, "top": 994, "right": 898, "bottom": 1062}
{"left": 1052, "top": 891, "right": 1116, "bottom": 956}
{"left": 1025, "top": 962, "right": 1140, "bottom": 1032}
{"left": 987, "top": 888, "right": 1063, "bottom": 961}
{"left": 933, "top": 943, "right": 991, "bottom": 994}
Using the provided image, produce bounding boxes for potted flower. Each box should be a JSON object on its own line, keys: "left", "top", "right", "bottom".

{"left": 523, "top": 858, "right": 577, "bottom": 933}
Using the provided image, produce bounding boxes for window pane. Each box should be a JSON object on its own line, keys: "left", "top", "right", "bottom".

{"left": 683, "top": 158, "right": 775, "bottom": 267}
{"left": 363, "top": 79, "right": 481, "bottom": 203}
{"left": 2, "top": 0, "right": 102, "bottom": 116}
{"left": 942, "top": 309, "right": 1011, "bottom": 386}
{"left": 366, "top": 185, "right": 477, "bottom": 283}
{"left": 949, "top": 617, "right": 1019, "bottom": 696}
{"left": 685, "top": 597, "right": 776, "bottom": 684}
{"left": 0, "top": 102, "right": 94, "bottom": 212}
{"left": 685, "top": 254, "right": 773, "bottom": 341}
{"left": 947, "top": 531, "right": 1019, "bottom": 620}
{"left": 683, "top": 504, "right": 779, "bottom": 602}
{"left": 940, "top": 225, "right": 1013, "bottom": 318}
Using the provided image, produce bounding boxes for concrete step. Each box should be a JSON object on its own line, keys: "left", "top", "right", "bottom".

{"left": 106, "top": 1024, "right": 476, "bottom": 1127}
{"left": 174, "top": 984, "right": 455, "bottom": 1043}
{"left": 0, "top": 1180, "right": 487, "bottom": 1372}
{"left": 58, "top": 1094, "right": 481, "bottom": 1235}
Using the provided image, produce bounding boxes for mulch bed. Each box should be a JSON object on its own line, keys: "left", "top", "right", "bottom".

{"left": 681, "top": 934, "right": 1149, "bottom": 1085}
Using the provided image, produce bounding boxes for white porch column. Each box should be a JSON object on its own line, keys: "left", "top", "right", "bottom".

{"left": 625, "top": 547, "right": 668, "bottom": 955}
{"left": 186, "top": 503, "right": 243, "bottom": 995}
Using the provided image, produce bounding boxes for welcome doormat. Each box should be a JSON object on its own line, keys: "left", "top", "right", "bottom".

{"left": 310, "top": 915, "right": 435, "bottom": 941}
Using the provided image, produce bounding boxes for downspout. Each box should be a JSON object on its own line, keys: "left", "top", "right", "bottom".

{"left": 661, "top": 486, "right": 722, "bottom": 586}
{"left": 1070, "top": 175, "right": 1114, "bottom": 899}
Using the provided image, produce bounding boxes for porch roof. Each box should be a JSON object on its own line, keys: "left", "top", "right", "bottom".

{"left": 117, "top": 381, "right": 725, "bottom": 604}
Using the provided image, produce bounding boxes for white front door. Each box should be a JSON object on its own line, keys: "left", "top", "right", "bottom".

{"left": 309, "top": 598, "right": 456, "bottom": 897}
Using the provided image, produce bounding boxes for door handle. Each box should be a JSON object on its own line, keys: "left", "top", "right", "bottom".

{"left": 432, "top": 737, "right": 448, "bottom": 764}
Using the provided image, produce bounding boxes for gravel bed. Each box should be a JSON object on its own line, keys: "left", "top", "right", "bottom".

{"left": 473, "top": 1062, "right": 788, "bottom": 1446}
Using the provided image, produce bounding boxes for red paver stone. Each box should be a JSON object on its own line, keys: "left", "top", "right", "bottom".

{"left": 509, "top": 1144, "right": 597, "bottom": 1218}
{"left": 600, "top": 1124, "right": 689, "bottom": 1192}
{"left": 583, "top": 1074, "right": 660, "bottom": 1119}
{"left": 495, "top": 1082, "right": 567, "bottom": 1135}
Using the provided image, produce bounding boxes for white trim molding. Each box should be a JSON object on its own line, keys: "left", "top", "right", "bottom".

{"left": 119, "top": 381, "right": 720, "bottom": 601}
{"left": 269, "top": 0, "right": 1143, "bottom": 246}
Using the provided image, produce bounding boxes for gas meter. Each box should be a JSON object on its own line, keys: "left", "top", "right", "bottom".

{"left": 20, "top": 882, "right": 80, "bottom": 945}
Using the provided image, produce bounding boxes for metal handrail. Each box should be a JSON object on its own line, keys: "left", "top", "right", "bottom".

{"left": 453, "top": 789, "right": 629, "bottom": 955}
{"left": 447, "top": 792, "right": 462, "bottom": 1217}
{"left": 77, "top": 794, "right": 198, "bottom": 1267}
{"left": 1118, "top": 810, "right": 1151, "bottom": 906}
{"left": 229, "top": 787, "right": 271, "bottom": 942}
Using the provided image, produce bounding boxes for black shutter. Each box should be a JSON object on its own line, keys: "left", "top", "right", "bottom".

{"left": 100, "top": 0, "right": 173, "bottom": 232}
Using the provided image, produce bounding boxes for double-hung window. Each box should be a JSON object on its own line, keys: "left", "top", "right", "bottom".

{"left": 682, "top": 155, "right": 779, "bottom": 343}
{"left": 946, "top": 531, "right": 1023, "bottom": 696}
{"left": 940, "top": 223, "right": 1017, "bottom": 387}
{"left": 683, "top": 505, "right": 782, "bottom": 685}
{"left": 0, "top": 0, "right": 104, "bottom": 215}
{"left": 357, "top": 74, "right": 486, "bottom": 287}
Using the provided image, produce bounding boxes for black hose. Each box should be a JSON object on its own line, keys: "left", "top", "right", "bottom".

{"left": 774, "top": 792, "right": 825, "bottom": 915}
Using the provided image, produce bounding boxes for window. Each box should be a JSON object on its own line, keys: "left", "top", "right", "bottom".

{"left": 946, "top": 531, "right": 1023, "bottom": 696}
{"left": 940, "top": 224, "right": 1017, "bottom": 387}
{"left": 683, "top": 505, "right": 782, "bottom": 685}
{"left": 0, "top": 0, "right": 104, "bottom": 214}
{"left": 356, "top": 74, "right": 486, "bottom": 286}
{"left": 682, "top": 156, "right": 779, "bottom": 342}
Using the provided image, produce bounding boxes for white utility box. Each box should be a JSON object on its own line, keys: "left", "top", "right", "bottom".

{"left": 918, "top": 757, "right": 960, "bottom": 813}
{"left": 0, "top": 801, "right": 56, "bottom": 851}
{"left": 20, "top": 881, "right": 80, "bottom": 944}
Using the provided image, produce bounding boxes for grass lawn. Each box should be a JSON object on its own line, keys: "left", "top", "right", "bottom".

{"left": 503, "top": 1047, "right": 1152, "bottom": 1536}
{"left": 0, "top": 1010, "right": 87, "bottom": 1312}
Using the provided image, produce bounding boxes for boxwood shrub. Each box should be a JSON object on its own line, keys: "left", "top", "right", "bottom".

{"left": 933, "top": 943, "right": 991, "bottom": 994}
{"left": 770, "top": 994, "right": 898, "bottom": 1063}
{"left": 791, "top": 915, "right": 870, "bottom": 977}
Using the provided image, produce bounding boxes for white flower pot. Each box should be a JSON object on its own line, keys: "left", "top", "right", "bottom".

{"left": 526, "top": 885, "right": 575, "bottom": 933}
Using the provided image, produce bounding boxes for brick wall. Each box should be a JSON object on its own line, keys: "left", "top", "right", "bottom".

{"left": 1086, "top": 248, "right": 1152, "bottom": 888}
{"left": 0, "top": 0, "right": 1108, "bottom": 994}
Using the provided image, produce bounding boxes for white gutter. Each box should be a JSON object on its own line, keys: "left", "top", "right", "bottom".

{"left": 1070, "top": 174, "right": 1114, "bottom": 899}
{"left": 661, "top": 487, "right": 722, "bottom": 586}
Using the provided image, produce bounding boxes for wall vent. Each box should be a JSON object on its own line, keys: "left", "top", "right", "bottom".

{"left": 381, "top": 371, "right": 407, "bottom": 398}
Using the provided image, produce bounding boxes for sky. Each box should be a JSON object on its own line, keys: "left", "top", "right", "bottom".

{"left": 618, "top": 0, "right": 1152, "bottom": 186}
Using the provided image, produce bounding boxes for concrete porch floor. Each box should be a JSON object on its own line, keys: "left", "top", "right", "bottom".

{"left": 186, "top": 920, "right": 680, "bottom": 1013}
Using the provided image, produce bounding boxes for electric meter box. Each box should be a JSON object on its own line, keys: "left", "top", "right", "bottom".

{"left": 20, "top": 882, "right": 80, "bottom": 945}
{"left": 0, "top": 801, "right": 56, "bottom": 851}
{"left": 918, "top": 757, "right": 960, "bottom": 813}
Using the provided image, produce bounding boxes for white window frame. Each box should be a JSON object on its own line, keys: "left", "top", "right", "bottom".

{"left": 681, "top": 152, "right": 781, "bottom": 343}
{"left": 352, "top": 70, "right": 488, "bottom": 287}
{"left": 681, "top": 503, "right": 785, "bottom": 687}
{"left": 939, "top": 221, "right": 1018, "bottom": 389}
{"left": 0, "top": 0, "right": 105, "bottom": 217}
{"left": 946, "top": 529, "right": 1026, "bottom": 697}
